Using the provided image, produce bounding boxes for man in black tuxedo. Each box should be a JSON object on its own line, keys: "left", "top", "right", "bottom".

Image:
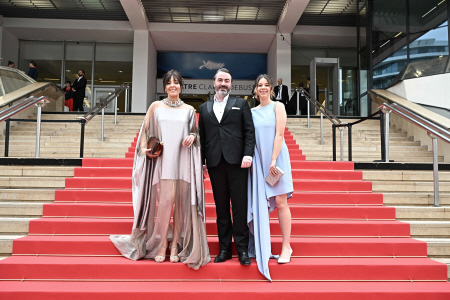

{"left": 198, "top": 68, "right": 255, "bottom": 266}
{"left": 274, "top": 78, "right": 289, "bottom": 105}
{"left": 72, "top": 69, "right": 87, "bottom": 112}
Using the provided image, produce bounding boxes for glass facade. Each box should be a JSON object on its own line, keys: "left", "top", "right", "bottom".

{"left": 18, "top": 40, "right": 133, "bottom": 111}
{"left": 19, "top": 41, "right": 63, "bottom": 84}
{"left": 372, "top": 0, "right": 449, "bottom": 89}
{"left": 296, "top": 0, "right": 450, "bottom": 116}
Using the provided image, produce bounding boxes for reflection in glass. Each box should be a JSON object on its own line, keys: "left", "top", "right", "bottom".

{"left": 340, "top": 69, "right": 358, "bottom": 116}
{"left": 19, "top": 41, "right": 63, "bottom": 85}
{"left": 372, "top": 0, "right": 448, "bottom": 89}
{"left": 0, "top": 67, "right": 34, "bottom": 97}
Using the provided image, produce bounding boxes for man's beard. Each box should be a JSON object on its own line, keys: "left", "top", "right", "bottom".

{"left": 215, "top": 85, "right": 230, "bottom": 96}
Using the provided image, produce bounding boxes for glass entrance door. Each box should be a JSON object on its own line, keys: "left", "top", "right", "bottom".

{"left": 93, "top": 87, "right": 117, "bottom": 113}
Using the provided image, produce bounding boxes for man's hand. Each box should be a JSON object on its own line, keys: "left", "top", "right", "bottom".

{"left": 203, "top": 165, "right": 208, "bottom": 177}
{"left": 241, "top": 157, "right": 252, "bottom": 168}
{"left": 72, "top": 88, "right": 76, "bottom": 92}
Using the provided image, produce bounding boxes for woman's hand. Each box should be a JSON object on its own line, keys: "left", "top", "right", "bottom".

{"left": 141, "top": 148, "right": 158, "bottom": 159}
{"left": 269, "top": 159, "right": 278, "bottom": 177}
{"left": 182, "top": 135, "right": 195, "bottom": 147}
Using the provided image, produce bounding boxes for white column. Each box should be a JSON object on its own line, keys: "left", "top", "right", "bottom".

{"left": 267, "top": 33, "right": 292, "bottom": 96}
{"left": 131, "top": 30, "right": 156, "bottom": 112}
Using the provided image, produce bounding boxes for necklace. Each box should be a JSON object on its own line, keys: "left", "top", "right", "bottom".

{"left": 163, "top": 97, "right": 184, "bottom": 107}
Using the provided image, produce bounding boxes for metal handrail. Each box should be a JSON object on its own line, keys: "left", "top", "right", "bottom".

{"left": 0, "top": 95, "right": 50, "bottom": 157}
{"left": 298, "top": 87, "right": 349, "bottom": 160}
{"left": 77, "top": 83, "right": 130, "bottom": 142}
{"left": 299, "top": 87, "right": 342, "bottom": 126}
{"left": 378, "top": 102, "right": 450, "bottom": 207}
{"left": 0, "top": 96, "right": 48, "bottom": 122}
{"left": 79, "top": 83, "right": 129, "bottom": 123}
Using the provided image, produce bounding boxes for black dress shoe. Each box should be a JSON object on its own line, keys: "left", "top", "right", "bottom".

{"left": 238, "top": 252, "right": 251, "bottom": 265}
{"left": 214, "top": 250, "right": 232, "bottom": 263}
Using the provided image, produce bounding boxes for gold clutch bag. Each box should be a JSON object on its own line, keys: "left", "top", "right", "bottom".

{"left": 265, "top": 166, "right": 285, "bottom": 187}
{"left": 146, "top": 136, "right": 163, "bottom": 157}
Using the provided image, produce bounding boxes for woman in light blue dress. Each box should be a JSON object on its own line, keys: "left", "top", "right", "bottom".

{"left": 247, "top": 74, "right": 293, "bottom": 281}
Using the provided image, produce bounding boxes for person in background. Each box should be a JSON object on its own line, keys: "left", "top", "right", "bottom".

{"left": 8, "top": 61, "right": 15, "bottom": 68}
{"left": 273, "top": 78, "right": 289, "bottom": 105}
{"left": 64, "top": 81, "right": 74, "bottom": 112}
{"left": 72, "top": 69, "right": 87, "bottom": 112}
{"left": 27, "top": 61, "right": 38, "bottom": 80}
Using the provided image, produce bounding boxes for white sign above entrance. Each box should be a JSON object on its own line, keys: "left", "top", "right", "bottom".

{"left": 157, "top": 79, "right": 254, "bottom": 95}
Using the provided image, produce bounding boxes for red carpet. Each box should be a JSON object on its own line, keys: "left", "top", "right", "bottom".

{"left": 1, "top": 127, "right": 449, "bottom": 299}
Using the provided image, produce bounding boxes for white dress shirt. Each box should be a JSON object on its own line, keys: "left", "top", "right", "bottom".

{"left": 213, "top": 94, "right": 252, "bottom": 163}
{"left": 276, "top": 85, "right": 282, "bottom": 100}
{"left": 213, "top": 94, "right": 229, "bottom": 123}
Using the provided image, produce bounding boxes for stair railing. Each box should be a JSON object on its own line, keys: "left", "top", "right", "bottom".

{"left": 299, "top": 87, "right": 350, "bottom": 160}
{"left": 77, "top": 83, "right": 130, "bottom": 142}
{"left": 0, "top": 96, "right": 50, "bottom": 157}
{"left": 378, "top": 102, "right": 450, "bottom": 207}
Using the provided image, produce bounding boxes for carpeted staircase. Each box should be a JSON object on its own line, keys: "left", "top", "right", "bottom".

{"left": 1, "top": 127, "right": 450, "bottom": 299}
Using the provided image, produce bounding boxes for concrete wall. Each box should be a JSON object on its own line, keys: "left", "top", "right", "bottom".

{"left": 388, "top": 112, "right": 450, "bottom": 162}
{"left": 388, "top": 73, "right": 450, "bottom": 111}
{"left": 1, "top": 28, "right": 19, "bottom": 67}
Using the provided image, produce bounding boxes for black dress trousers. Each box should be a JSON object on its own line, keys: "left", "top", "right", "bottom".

{"left": 73, "top": 94, "right": 84, "bottom": 112}
{"left": 208, "top": 155, "right": 249, "bottom": 254}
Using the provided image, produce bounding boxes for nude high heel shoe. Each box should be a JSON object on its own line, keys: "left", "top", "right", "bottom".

{"left": 278, "top": 247, "right": 293, "bottom": 264}
{"left": 170, "top": 243, "right": 180, "bottom": 263}
{"left": 155, "top": 245, "right": 167, "bottom": 263}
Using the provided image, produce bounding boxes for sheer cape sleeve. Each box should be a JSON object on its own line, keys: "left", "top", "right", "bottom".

{"left": 110, "top": 103, "right": 209, "bottom": 268}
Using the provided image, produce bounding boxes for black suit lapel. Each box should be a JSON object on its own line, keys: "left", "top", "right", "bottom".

{"left": 207, "top": 99, "right": 219, "bottom": 124}
{"left": 221, "top": 97, "right": 236, "bottom": 123}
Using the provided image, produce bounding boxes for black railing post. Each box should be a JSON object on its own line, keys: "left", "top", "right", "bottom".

{"left": 4, "top": 119, "right": 10, "bottom": 157}
{"left": 348, "top": 124, "right": 352, "bottom": 161}
{"left": 332, "top": 124, "right": 337, "bottom": 161}
{"left": 379, "top": 111, "right": 386, "bottom": 161}
{"left": 80, "top": 119, "right": 86, "bottom": 158}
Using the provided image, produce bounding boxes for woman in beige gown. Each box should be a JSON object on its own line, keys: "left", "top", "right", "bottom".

{"left": 110, "top": 70, "right": 210, "bottom": 270}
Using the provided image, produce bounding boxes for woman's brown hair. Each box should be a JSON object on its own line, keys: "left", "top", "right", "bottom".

{"left": 162, "top": 69, "right": 183, "bottom": 92}
{"left": 254, "top": 74, "right": 275, "bottom": 99}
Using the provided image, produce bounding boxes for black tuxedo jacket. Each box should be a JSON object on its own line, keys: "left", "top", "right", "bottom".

{"left": 72, "top": 76, "right": 87, "bottom": 98}
{"left": 198, "top": 97, "right": 255, "bottom": 168}
{"left": 274, "top": 84, "right": 289, "bottom": 104}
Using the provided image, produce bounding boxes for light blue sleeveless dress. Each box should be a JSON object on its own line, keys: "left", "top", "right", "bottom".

{"left": 247, "top": 101, "right": 294, "bottom": 281}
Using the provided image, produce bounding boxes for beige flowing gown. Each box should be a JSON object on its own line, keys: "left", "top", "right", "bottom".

{"left": 110, "top": 102, "right": 211, "bottom": 270}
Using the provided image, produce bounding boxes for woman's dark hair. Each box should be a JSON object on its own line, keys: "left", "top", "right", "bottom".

{"left": 162, "top": 69, "right": 183, "bottom": 92}
{"left": 253, "top": 74, "right": 275, "bottom": 99}
{"left": 65, "top": 80, "right": 71, "bottom": 85}
{"left": 30, "top": 61, "right": 37, "bottom": 67}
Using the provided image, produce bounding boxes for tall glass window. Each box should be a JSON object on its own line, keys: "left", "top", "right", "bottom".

{"left": 371, "top": 0, "right": 408, "bottom": 89}
{"left": 19, "top": 41, "right": 63, "bottom": 84}
{"left": 371, "top": 0, "right": 449, "bottom": 89}
{"left": 408, "top": 0, "right": 449, "bottom": 63}
{"left": 94, "top": 43, "right": 133, "bottom": 112}
{"left": 65, "top": 42, "right": 93, "bottom": 109}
